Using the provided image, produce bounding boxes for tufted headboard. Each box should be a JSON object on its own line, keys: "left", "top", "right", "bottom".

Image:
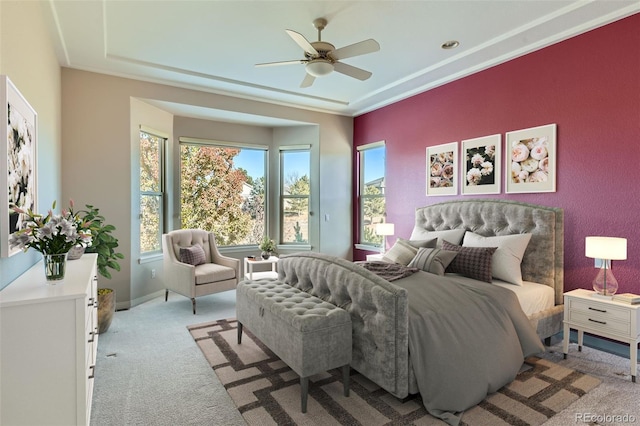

{"left": 410, "top": 199, "right": 564, "bottom": 305}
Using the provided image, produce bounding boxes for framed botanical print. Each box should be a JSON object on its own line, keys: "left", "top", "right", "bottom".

{"left": 1, "top": 75, "right": 38, "bottom": 257}
{"left": 505, "top": 124, "right": 556, "bottom": 193}
{"left": 461, "top": 134, "right": 501, "bottom": 195}
{"left": 426, "top": 142, "right": 458, "bottom": 196}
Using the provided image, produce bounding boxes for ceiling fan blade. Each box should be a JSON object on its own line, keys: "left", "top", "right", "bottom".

{"left": 333, "top": 62, "right": 372, "bottom": 81}
{"left": 286, "top": 29, "right": 319, "bottom": 56}
{"left": 331, "top": 39, "right": 380, "bottom": 60}
{"left": 255, "top": 60, "right": 304, "bottom": 67}
{"left": 300, "top": 73, "right": 316, "bottom": 88}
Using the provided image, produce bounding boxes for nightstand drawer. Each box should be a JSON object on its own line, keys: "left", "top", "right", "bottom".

{"left": 568, "top": 310, "right": 630, "bottom": 335}
{"left": 568, "top": 298, "right": 631, "bottom": 323}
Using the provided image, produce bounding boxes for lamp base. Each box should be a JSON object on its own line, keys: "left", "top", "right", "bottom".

{"left": 592, "top": 266, "right": 619, "bottom": 296}
{"left": 591, "top": 292, "right": 614, "bottom": 300}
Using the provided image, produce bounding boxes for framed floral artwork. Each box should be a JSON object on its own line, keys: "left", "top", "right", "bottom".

{"left": 505, "top": 124, "right": 556, "bottom": 194}
{"left": 426, "top": 142, "right": 458, "bottom": 196}
{"left": 1, "top": 75, "right": 38, "bottom": 257}
{"left": 461, "top": 134, "right": 501, "bottom": 195}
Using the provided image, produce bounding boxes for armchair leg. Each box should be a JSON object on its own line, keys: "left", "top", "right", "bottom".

{"left": 165, "top": 289, "right": 169, "bottom": 302}
{"left": 192, "top": 298, "right": 196, "bottom": 315}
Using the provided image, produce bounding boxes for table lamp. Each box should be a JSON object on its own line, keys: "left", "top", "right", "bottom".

{"left": 375, "top": 223, "right": 395, "bottom": 254}
{"left": 585, "top": 236, "right": 627, "bottom": 297}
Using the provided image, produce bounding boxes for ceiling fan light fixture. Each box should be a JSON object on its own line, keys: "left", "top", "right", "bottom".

{"left": 441, "top": 40, "right": 460, "bottom": 50}
{"left": 306, "top": 59, "right": 334, "bottom": 77}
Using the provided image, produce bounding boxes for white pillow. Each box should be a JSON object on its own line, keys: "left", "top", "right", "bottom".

{"left": 462, "top": 232, "right": 532, "bottom": 286}
{"left": 408, "top": 228, "right": 466, "bottom": 248}
{"left": 382, "top": 239, "right": 418, "bottom": 265}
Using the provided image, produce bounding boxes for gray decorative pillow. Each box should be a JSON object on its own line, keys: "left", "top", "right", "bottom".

{"left": 409, "top": 228, "right": 466, "bottom": 248}
{"left": 180, "top": 245, "right": 206, "bottom": 266}
{"left": 398, "top": 237, "right": 437, "bottom": 249}
{"left": 408, "top": 248, "right": 458, "bottom": 276}
{"left": 382, "top": 239, "right": 418, "bottom": 266}
{"left": 442, "top": 240, "right": 497, "bottom": 283}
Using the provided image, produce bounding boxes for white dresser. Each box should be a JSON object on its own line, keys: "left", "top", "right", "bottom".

{"left": 0, "top": 254, "right": 99, "bottom": 425}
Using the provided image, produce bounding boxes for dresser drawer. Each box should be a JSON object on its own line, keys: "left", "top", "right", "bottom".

{"left": 568, "top": 298, "right": 631, "bottom": 322}
{"left": 568, "top": 309, "right": 630, "bottom": 335}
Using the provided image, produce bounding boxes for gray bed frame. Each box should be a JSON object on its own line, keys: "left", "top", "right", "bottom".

{"left": 277, "top": 199, "right": 564, "bottom": 399}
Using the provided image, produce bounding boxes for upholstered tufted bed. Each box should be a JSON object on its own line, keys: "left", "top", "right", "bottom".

{"left": 277, "top": 199, "right": 564, "bottom": 423}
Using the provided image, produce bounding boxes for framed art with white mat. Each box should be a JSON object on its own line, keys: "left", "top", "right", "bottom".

{"left": 426, "top": 142, "right": 458, "bottom": 196}
{"left": 461, "top": 134, "right": 501, "bottom": 195}
{"left": 506, "top": 124, "right": 556, "bottom": 194}
{"left": 1, "top": 75, "right": 37, "bottom": 258}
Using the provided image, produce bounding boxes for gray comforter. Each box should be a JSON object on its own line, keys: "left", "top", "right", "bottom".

{"left": 393, "top": 271, "right": 544, "bottom": 425}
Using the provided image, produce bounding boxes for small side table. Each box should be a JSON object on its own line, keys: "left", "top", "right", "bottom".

{"left": 244, "top": 256, "right": 279, "bottom": 280}
{"left": 563, "top": 288, "right": 640, "bottom": 382}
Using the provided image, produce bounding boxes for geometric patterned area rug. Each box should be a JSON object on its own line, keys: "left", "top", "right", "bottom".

{"left": 188, "top": 319, "right": 601, "bottom": 426}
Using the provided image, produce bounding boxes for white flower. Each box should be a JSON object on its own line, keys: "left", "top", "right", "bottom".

{"left": 471, "top": 153, "right": 484, "bottom": 166}
{"left": 480, "top": 161, "right": 493, "bottom": 176}
{"left": 484, "top": 146, "right": 495, "bottom": 158}
{"left": 528, "top": 170, "right": 548, "bottom": 182}
{"left": 530, "top": 145, "right": 548, "bottom": 160}
{"left": 512, "top": 143, "right": 529, "bottom": 162}
{"left": 521, "top": 158, "right": 539, "bottom": 173}
{"left": 467, "top": 168, "right": 482, "bottom": 185}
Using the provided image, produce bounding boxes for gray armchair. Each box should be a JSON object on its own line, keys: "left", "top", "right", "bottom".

{"left": 162, "top": 229, "right": 240, "bottom": 314}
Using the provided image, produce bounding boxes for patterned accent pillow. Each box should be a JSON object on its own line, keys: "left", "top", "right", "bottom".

{"left": 408, "top": 248, "right": 458, "bottom": 276}
{"left": 442, "top": 240, "right": 497, "bottom": 283}
{"left": 382, "top": 239, "right": 418, "bottom": 266}
{"left": 179, "top": 245, "right": 206, "bottom": 266}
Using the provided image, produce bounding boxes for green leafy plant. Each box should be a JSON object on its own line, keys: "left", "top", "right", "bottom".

{"left": 78, "top": 204, "right": 124, "bottom": 279}
{"left": 259, "top": 235, "right": 276, "bottom": 253}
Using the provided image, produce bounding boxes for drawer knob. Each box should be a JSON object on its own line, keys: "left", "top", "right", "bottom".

{"left": 588, "top": 307, "right": 607, "bottom": 313}
{"left": 88, "top": 331, "right": 97, "bottom": 343}
{"left": 88, "top": 364, "right": 95, "bottom": 380}
{"left": 588, "top": 318, "right": 607, "bottom": 325}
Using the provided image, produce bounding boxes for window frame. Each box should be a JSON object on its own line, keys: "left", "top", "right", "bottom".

{"left": 357, "top": 141, "right": 386, "bottom": 250}
{"left": 279, "top": 146, "right": 311, "bottom": 245}
{"left": 139, "top": 127, "right": 166, "bottom": 256}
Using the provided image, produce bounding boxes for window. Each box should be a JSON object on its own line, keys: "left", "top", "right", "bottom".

{"left": 139, "top": 129, "right": 166, "bottom": 254}
{"left": 280, "top": 148, "right": 310, "bottom": 244}
{"left": 358, "top": 142, "right": 386, "bottom": 247}
{"left": 179, "top": 139, "right": 267, "bottom": 247}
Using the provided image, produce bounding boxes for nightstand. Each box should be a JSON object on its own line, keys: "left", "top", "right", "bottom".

{"left": 366, "top": 253, "right": 385, "bottom": 261}
{"left": 563, "top": 288, "right": 640, "bottom": 382}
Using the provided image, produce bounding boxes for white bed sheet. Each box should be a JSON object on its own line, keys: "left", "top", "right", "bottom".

{"left": 445, "top": 274, "right": 555, "bottom": 316}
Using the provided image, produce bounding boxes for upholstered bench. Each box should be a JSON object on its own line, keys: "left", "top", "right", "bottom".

{"left": 236, "top": 279, "right": 352, "bottom": 413}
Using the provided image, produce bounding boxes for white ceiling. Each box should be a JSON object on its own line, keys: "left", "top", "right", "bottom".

{"left": 45, "top": 0, "right": 639, "bottom": 123}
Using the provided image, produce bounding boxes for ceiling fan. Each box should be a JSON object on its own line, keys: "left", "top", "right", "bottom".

{"left": 256, "top": 18, "right": 380, "bottom": 88}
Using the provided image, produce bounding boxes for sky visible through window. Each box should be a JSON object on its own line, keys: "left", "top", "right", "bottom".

{"left": 234, "top": 147, "right": 384, "bottom": 183}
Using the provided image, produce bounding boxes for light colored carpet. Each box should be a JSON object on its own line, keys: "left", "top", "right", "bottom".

{"left": 92, "top": 290, "right": 640, "bottom": 425}
{"left": 90, "top": 290, "right": 246, "bottom": 426}
{"left": 188, "top": 318, "right": 601, "bottom": 425}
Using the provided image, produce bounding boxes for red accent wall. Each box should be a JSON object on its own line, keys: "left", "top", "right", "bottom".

{"left": 353, "top": 13, "right": 640, "bottom": 294}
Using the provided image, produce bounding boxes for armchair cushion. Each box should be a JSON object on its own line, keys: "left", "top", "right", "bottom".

{"left": 180, "top": 245, "right": 206, "bottom": 266}
{"left": 195, "top": 263, "right": 237, "bottom": 285}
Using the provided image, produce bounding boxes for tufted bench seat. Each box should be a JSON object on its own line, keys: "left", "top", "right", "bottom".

{"left": 236, "top": 279, "right": 352, "bottom": 413}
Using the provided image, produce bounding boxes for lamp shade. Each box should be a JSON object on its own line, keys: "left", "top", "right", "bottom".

{"left": 585, "top": 236, "right": 627, "bottom": 260}
{"left": 375, "top": 223, "right": 395, "bottom": 236}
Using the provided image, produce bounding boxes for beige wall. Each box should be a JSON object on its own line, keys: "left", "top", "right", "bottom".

{"left": 0, "top": 1, "right": 62, "bottom": 289}
{"left": 61, "top": 69, "right": 353, "bottom": 308}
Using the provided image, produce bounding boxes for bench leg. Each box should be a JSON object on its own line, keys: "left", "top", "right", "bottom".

{"left": 237, "top": 322, "right": 243, "bottom": 344}
{"left": 342, "top": 365, "right": 350, "bottom": 397}
{"left": 191, "top": 298, "right": 196, "bottom": 315}
{"left": 300, "top": 377, "right": 309, "bottom": 413}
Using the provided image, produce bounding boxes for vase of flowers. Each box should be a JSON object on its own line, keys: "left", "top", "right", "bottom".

{"left": 259, "top": 236, "right": 276, "bottom": 259}
{"left": 9, "top": 200, "right": 92, "bottom": 282}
